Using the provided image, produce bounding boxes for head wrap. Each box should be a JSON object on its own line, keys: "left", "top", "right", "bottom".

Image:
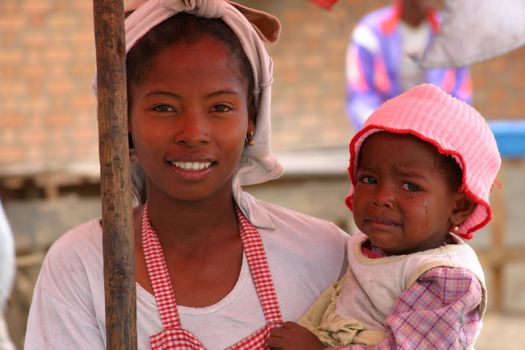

{"left": 93, "top": 0, "right": 284, "bottom": 215}
{"left": 345, "top": 84, "right": 501, "bottom": 239}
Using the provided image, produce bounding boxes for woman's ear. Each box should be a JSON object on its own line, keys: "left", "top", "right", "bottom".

{"left": 245, "top": 119, "right": 256, "bottom": 147}
{"left": 450, "top": 193, "right": 476, "bottom": 227}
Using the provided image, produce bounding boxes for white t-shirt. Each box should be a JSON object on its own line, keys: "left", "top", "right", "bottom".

{"left": 25, "top": 199, "right": 348, "bottom": 350}
{"left": 399, "top": 21, "right": 430, "bottom": 91}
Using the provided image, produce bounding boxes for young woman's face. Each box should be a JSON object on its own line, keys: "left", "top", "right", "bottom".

{"left": 351, "top": 132, "right": 458, "bottom": 255}
{"left": 129, "top": 35, "right": 253, "bottom": 204}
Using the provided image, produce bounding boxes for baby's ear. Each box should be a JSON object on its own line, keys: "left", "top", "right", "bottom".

{"left": 450, "top": 193, "right": 476, "bottom": 226}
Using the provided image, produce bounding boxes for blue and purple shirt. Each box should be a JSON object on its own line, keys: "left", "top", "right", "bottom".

{"left": 345, "top": 2, "right": 472, "bottom": 130}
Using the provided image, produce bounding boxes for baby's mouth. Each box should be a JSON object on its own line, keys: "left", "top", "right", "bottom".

{"left": 365, "top": 216, "right": 401, "bottom": 227}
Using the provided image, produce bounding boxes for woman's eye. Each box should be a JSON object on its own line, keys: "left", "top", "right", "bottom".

{"left": 153, "top": 104, "right": 174, "bottom": 112}
{"left": 211, "top": 104, "right": 232, "bottom": 113}
{"left": 401, "top": 182, "right": 421, "bottom": 192}
{"left": 358, "top": 175, "right": 377, "bottom": 184}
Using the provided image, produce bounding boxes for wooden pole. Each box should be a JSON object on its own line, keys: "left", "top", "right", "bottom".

{"left": 92, "top": 0, "right": 137, "bottom": 349}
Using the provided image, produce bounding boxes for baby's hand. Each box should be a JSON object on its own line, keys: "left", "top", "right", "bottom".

{"left": 267, "top": 321, "right": 325, "bottom": 350}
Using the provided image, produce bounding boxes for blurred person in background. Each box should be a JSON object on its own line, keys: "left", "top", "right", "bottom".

{"left": 0, "top": 201, "right": 15, "bottom": 350}
{"left": 345, "top": 0, "right": 472, "bottom": 130}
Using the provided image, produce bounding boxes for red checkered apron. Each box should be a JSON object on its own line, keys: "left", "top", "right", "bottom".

{"left": 141, "top": 204, "right": 283, "bottom": 349}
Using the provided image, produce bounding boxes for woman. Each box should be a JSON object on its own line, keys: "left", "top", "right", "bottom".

{"left": 25, "top": 1, "right": 348, "bottom": 349}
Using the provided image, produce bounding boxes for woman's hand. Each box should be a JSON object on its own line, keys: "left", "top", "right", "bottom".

{"left": 268, "top": 321, "right": 325, "bottom": 350}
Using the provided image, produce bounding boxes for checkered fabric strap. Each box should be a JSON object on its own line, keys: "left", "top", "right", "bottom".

{"left": 150, "top": 328, "right": 205, "bottom": 350}
{"left": 235, "top": 206, "right": 283, "bottom": 326}
{"left": 142, "top": 203, "right": 283, "bottom": 349}
{"left": 142, "top": 204, "right": 181, "bottom": 329}
{"left": 227, "top": 322, "right": 281, "bottom": 350}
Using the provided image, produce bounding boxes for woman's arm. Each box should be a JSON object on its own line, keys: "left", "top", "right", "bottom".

{"left": 24, "top": 223, "right": 106, "bottom": 350}
{"left": 25, "top": 285, "right": 106, "bottom": 349}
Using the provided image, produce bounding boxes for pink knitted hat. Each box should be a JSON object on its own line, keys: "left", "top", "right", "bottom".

{"left": 345, "top": 84, "right": 501, "bottom": 239}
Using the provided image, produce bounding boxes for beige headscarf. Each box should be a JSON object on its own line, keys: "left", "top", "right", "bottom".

{"left": 103, "top": 0, "right": 284, "bottom": 219}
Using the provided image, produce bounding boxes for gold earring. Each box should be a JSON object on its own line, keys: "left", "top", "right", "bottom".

{"left": 245, "top": 131, "right": 255, "bottom": 146}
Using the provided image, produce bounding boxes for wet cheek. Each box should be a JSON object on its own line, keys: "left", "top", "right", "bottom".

{"left": 416, "top": 196, "right": 432, "bottom": 230}
{"left": 405, "top": 191, "right": 419, "bottom": 203}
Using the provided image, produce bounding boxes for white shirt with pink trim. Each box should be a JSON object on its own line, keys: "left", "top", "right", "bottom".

{"left": 25, "top": 199, "right": 348, "bottom": 350}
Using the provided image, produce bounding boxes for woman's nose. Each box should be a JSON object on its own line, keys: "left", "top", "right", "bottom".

{"left": 173, "top": 110, "right": 209, "bottom": 146}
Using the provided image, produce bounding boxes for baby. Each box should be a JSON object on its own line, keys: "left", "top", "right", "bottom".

{"left": 268, "top": 83, "right": 501, "bottom": 349}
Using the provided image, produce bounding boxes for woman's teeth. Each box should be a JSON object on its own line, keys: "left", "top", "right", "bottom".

{"left": 169, "top": 161, "right": 212, "bottom": 170}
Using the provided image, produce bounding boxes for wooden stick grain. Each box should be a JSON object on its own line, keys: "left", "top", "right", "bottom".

{"left": 92, "top": 0, "right": 137, "bottom": 348}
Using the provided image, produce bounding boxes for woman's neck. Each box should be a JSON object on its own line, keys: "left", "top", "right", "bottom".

{"left": 132, "top": 193, "right": 243, "bottom": 306}
{"left": 143, "top": 193, "right": 239, "bottom": 251}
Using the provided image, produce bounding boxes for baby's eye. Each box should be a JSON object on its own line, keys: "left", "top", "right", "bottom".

{"left": 401, "top": 182, "right": 421, "bottom": 192}
{"left": 358, "top": 175, "right": 377, "bottom": 184}
{"left": 153, "top": 104, "right": 174, "bottom": 112}
{"left": 210, "top": 104, "right": 232, "bottom": 113}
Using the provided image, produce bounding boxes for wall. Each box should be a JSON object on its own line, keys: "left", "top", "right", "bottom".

{"left": 0, "top": 1, "right": 98, "bottom": 177}
{"left": 1, "top": 0, "right": 524, "bottom": 176}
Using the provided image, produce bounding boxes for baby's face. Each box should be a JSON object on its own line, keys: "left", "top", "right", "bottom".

{"left": 351, "top": 132, "right": 457, "bottom": 255}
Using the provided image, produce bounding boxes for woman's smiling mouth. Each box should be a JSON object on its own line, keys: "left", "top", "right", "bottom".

{"left": 166, "top": 161, "right": 213, "bottom": 171}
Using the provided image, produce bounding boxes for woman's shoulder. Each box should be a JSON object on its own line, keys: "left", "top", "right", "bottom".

{"left": 259, "top": 200, "right": 345, "bottom": 228}
{"left": 26, "top": 218, "right": 107, "bottom": 349}
{"left": 49, "top": 217, "right": 102, "bottom": 248}
{"left": 43, "top": 218, "right": 103, "bottom": 275}
{"left": 253, "top": 199, "right": 349, "bottom": 247}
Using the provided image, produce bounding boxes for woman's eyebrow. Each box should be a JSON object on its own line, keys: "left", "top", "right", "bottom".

{"left": 144, "top": 90, "right": 181, "bottom": 99}
{"left": 205, "top": 89, "right": 241, "bottom": 99}
{"left": 143, "top": 89, "right": 241, "bottom": 99}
